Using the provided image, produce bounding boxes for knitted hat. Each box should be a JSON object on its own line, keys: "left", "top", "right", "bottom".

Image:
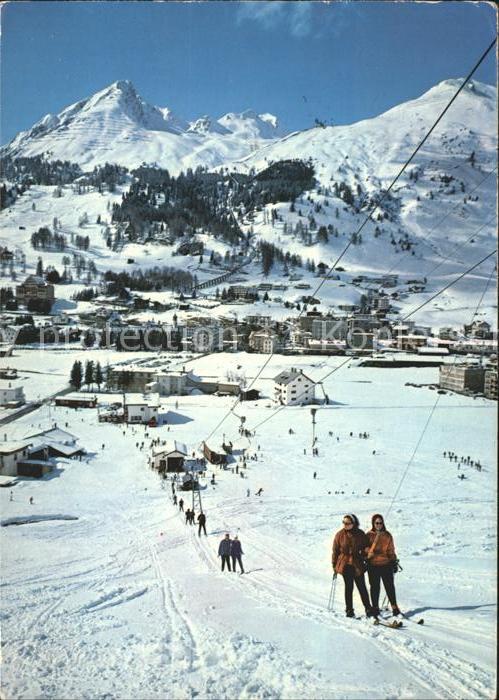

{"left": 344, "top": 513, "right": 359, "bottom": 527}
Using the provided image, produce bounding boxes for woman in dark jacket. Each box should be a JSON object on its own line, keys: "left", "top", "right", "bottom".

{"left": 365, "top": 513, "right": 400, "bottom": 617}
{"left": 332, "top": 514, "right": 373, "bottom": 618}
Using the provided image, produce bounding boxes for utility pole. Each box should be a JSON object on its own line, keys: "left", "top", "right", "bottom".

{"left": 311, "top": 408, "right": 317, "bottom": 453}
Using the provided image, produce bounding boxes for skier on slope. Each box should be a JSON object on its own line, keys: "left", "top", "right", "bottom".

{"left": 365, "top": 514, "right": 400, "bottom": 617}
{"left": 218, "top": 533, "right": 232, "bottom": 571}
{"left": 197, "top": 511, "right": 207, "bottom": 536}
{"left": 332, "top": 514, "right": 374, "bottom": 618}
{"left": 178, "top": 498, "right": 184, "bottom": 511}
{"left": 230, "top": 535, "right": 244, "bottom": 573}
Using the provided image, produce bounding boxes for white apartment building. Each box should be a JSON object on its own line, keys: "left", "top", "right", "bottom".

{"left": 124, "top": 393, "right": 160, "bottom": 424}
{"left": 273, "top": 368, "right": 316, "bottom": 406}
{"left": 0, "top": 381, "right": 26, "bottom": 408}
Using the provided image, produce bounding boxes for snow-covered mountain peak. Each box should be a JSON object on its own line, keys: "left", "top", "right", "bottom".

{"left": 218, "top": 110, "right": 284, "bottom": 139}
{"left": 187, "top": 116, "right": 230, "bottom": 135}
{"left": 79, "top": 80, "right": 173, "bottom": 132}
{"left": 418, "top": 77, "right": 496, "bottom": 104}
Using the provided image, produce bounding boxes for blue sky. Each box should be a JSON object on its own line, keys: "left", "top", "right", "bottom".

{"left": 1, "top": 1, "right": 496, "bottom": 145}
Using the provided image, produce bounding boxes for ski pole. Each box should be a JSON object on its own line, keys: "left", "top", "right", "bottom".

{"left": 328, "top": 573, "right": 337, "bottom": 611}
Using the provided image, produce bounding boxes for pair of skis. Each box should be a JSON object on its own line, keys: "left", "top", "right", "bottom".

{"left": 374, "top": 616, "right": 403, "bottom": 629}
{"left": 374, "top": 610, "right": 425, "bottom": 629}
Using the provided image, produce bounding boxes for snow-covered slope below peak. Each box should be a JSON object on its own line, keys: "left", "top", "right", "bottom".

{"left": 158, "top": 106, "right": 190, "bottom": 134}
{"left": 187, "top": 116, "right": 231, "bottom": 135}
{"left": 233, "top": 79, "right": 496, "bottom": 188}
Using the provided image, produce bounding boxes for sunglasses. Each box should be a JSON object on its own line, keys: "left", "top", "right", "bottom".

{"left": 374, "top": 521, "right": 384, "bottom": 525}
{"left": 342, "top": 521, "right": 354, "bottom": 525}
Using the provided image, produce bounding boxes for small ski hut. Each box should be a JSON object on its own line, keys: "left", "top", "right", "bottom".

{"left": 202, "top": 441, "right": 228, "bottom": 465}
{"left": 55, "top": 393, "right": 98, "bottom": 408}
{"left": 152, "top": 441, "right": 188, "bottom": 473}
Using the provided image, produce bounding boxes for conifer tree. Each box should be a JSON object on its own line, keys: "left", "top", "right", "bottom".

{"left": 94, "top": 362, "right": 103, "bottom": 390}
{"left": 70, "top": 360, "right": 83, "bottom": 389}
{"left": 84, "top": 360, "right": 94, "bottom": 389}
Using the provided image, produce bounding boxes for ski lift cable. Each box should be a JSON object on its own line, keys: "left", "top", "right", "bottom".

{"left": 308, "top": 37, "right": 497, "bottom": 303}
{"left": 202, "top": 352, "right": 276, "bottom": 444}
{"left": 200, "top": 37, "right": 496, "bottom": 448}
{"left": 384, "top": 258, "right": 496, "bottom": 519}
{"left": 421, "top": 216, "right": 496, "bottom": 281}
{"left": 382, "top": 165, "right": 497, "bottom": 278}
{"left": 248, "top": 248, "right": 496, "bottom": 434}
{"left": 468, "top": 262, "right": 496, "bottom": 324}
{"left": 400, "top": 249, "right": 496, "bottom": 322}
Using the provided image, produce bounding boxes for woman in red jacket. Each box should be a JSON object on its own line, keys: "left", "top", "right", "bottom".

{"left": 332, "top": 513, "right": 373, "bottom": 618}
{"left": 365, "top": 513, "right": 400, "bottom": 617}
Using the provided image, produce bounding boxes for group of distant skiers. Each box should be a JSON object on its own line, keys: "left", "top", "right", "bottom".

{"left": 182, "top": 507, "right": 207, "bottom": 536}
{"left": 443, "top": 451, "right": 482, "bottom": 472}
{"left": 332, "top": 513, "right": 401, "bottom": 618}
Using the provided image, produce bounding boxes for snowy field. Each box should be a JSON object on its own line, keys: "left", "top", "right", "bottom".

{"left": 1, "top": 351, "right": 496, "bottom": 699}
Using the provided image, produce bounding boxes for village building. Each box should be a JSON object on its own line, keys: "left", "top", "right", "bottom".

{"left": 227, "top": 285, "right": 258, "bottom": 301}
{"left": 417, "top": 346, "right": 450, "bottom": 357}
{"left": 452, "top": 338, "right": 497, "bottom": 356}
{"left": 312, "top": 318, "right": 348, "bottom": 341}
{"left": 288, "top": 327, "right": 312, "bottom": 348}
{"left": 244, "top": 315, "right": 272, "bottom": 328}
{"left": 239, "top": 388, "right": 261, "bottom": 401}
{"left": 216, "top": 381, "right": 241, "bottom": 396}
{"left": 124, "top": 393, "right": 160, "bottom": 424}
{"left": 54, "top": 393, "right": 98, "bottom": 408}
{"left": 295, "top": 314, "right": 325, "bottom": 334}
{"left": 184, "top": 375, "right": 240, "bottom": 395}
{"left": 146, "top": 372, "right": 188, "bottom": 396}
{"left": 347, "top": 331, "right": 374, "bottom": 352}
{"left": 25, "top": 427, "right": 85, "bottom": 459}
{"left": 0, "top": 440, "right": 33, "bottom": 477}
{"left": 347, "top": 314, "right": 382, "bottom": 334}
{"left": 273, "top": 368, "right": 316, "bottom": 406}
{"left": 463, "top": 320, "right": 493, "bottom": 340}
{"left": 108, "top": 366, "right": 159, "bottom": 393}
{"left": 16, "top": 447, "right": 54, "bottom": 479}
{"left": 484, "top": 367, "right": 498, "bottom": 400}
{"left": 202, "top": 441, "right": 228, "bottom": 465}
{"left": 248, "top": 329, "right": 281, "bottom": 354}
{"left": 152, "top": 441, "right": 188, "bottom": 473}
{"left": 180, "top": 323, "right": 222, "bottom": 352}
{"left": 439, "top": 326, "right": 459, "bottom": 341}
{"left": 95, "top": 309, "right": 123, "bottom": 329}
{"left": 222, "top": 331, "right": 246, "bottom": 352}
{"left": 15, "top": 275, "right": 55, "bottom": 307}
{"left": 307, "top": 339, "right": 346, "bottom": 355}
{"left": 0, "top": 381, "right": 26, "bottom": 408}
{"left": 0, "top": 367, "right": 17, "bottom": 380}
{"left": 439, "top": 364, "right": 485, "bottom": 395}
